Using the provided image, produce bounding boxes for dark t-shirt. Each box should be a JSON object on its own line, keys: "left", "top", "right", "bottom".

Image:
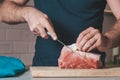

{"left": 33, "top": 0, "right": 106, "bottom": 66}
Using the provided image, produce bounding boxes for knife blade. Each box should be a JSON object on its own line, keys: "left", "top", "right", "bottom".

{"left": 47, "top": 32, "right": 73, "bottom": 52}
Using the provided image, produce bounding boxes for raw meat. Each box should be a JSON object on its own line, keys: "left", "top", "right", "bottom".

{"left": 58, "top": 44, "right": 103, "bottom": 69}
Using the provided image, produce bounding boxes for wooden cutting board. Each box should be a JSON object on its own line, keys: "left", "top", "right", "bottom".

{"left": 30, "top": 66, "right": 120, "bottom": 77}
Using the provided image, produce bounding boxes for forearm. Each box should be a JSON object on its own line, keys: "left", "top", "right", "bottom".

{"left": 104, "top": 19, "right": 120, "bottom": 49}
{"left": 0, "top": 0, "right": 33, "bottom": 24}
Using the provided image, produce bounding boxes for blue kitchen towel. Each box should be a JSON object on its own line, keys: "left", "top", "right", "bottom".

{"left": 0, "top": 56, "right": 25, "bottom": 77}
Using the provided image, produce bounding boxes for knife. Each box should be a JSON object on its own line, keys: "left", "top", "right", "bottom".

{"left": 47, "top": 32, "right": 73, "bottom": 52}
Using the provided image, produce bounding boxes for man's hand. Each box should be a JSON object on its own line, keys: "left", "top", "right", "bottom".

{"left": 23, "top": 7, "right": 57, "bottom": 40}
{"left": 9, "top": 0, "right": 29, "bottom": 5}
{"left": 0, "top": 0, "right": 57, "bottom": 40}
{"left": 76, "top": 27, "right": 109, "bottom": 52}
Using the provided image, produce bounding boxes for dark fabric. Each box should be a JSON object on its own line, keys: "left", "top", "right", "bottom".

{"left": 33, "top": 0, "right": 107, "bottom": 66}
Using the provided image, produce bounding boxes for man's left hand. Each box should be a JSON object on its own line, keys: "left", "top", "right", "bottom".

{"left": 76, "top": 27, "right": 109, "bottom": 52}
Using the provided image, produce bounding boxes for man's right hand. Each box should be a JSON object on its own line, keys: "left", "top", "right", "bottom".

{"left": 0, "top": 0, "right": 57, "bottom": 40}
{"left": 23, "top": 7, "right": 57, "bottom": 40}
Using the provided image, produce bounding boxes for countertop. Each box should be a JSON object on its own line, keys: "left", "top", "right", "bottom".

{"left": 0, "top": 70, "right": 120, "bottom": 80}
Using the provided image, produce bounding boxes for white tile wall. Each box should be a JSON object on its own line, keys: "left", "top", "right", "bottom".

{"left": 0, "top": 41, "right": 13, "bottom": 53}
{"left": 6, "top": 29, "right": 21, "bottom": 41}
{"left": 0, "top": 29, "right": 5, "bottom": 40}
{"left": 13, "top": 41, "right": 29, "bottom": 53}
{"left": 0, "top": 0, "right": 35, "bottom": 66}
{"left": 12, "top": 23, "right": 29, "bottom": 30}
{"left": 0, "top": 22, "right": 36, "bottom": 66}
{"left": 21, "top": 30, "right": 36, "bottom": 41}
{"left": 28, "top": 42, "right": 35, "bottom": 54}
{"left": 21, "top": 54, "right": 34, "bottom": 66}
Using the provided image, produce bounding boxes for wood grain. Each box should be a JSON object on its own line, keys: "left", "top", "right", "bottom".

{"left": 30, "top": 67, "right": 120, "bottom": 77}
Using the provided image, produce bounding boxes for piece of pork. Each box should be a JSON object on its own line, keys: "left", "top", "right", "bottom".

{"left": 58, "top": 44, "right": 103, "bottom": 69}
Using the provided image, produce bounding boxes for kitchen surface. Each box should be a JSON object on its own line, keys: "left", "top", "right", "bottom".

{"left": 1, "top": 70, "right": 120, "bottom": 80}
{"left": 30, "top": 67, "right": 120, "bottom": 77}
{"left": 1, "top": 64, "right": 120, "bottom": 80}
{"left": 0, "top": 1, "right": 120, "bottom": 80}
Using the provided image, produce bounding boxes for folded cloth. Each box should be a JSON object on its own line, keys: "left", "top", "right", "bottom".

{"left": 0, "top": 56, "right": 25, "bottom": 77}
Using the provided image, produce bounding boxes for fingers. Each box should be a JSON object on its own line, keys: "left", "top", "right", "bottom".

{"left": 83, "top": 34, "right": 108, "bottom": 52}
{"left": 76, "top": 27, "right": 93, "bottom": 44}
{"left": 82, "top": 35, "right": 98, "bottom": 52}
{"left": 32, "top": 24, "right": 48, "bottom": 39}
{"left": 43, "top": 18, "right": 57, "bottom": 40}
{"left": 33, "top": 20, "right": 57, "bottom": 40}
{"left": 27, "top": 10, "right": 57, "bottom": 40}
{"left": 76, "top": 27, "right": 101, "bottom": 52}
{"left": 32, "top": 27, "right": 40, "bottom": 36}
{"left": 87, "top": 42, "right": 97, "bottom": 52}
{"left": 37, "top": 24, "right": 48, "bottom": 39}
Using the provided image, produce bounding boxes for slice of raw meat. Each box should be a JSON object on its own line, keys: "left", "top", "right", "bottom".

{"left": 58, "top": 44, "right": 103, "bottom": 69}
